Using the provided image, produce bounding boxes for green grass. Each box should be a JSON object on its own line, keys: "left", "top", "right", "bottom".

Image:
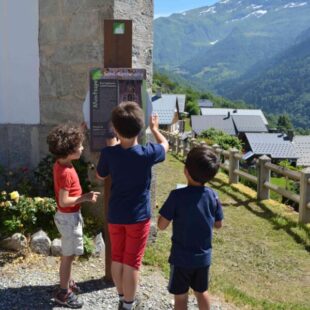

{"left": 144, "top": 153, "right": 310, "bottom": 310}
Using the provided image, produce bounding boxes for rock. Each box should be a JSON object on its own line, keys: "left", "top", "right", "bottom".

{"left": 94, "top": 233, "right": 105, "bottom": 257}
{"left": 51, "top": 238, "right": 62, "bottom": 256}
{"left": 0, "top": 233, "right": 27, "bottom": 251}
{"left": 30, "top": 230, "right": 51, "bottom": 255}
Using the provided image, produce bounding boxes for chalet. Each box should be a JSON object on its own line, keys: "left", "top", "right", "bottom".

{"left": 151, "top": 92, "right": 186, "bottom": 132}
{"left": 200, "top": 108, "right": 268, "bottom": 125}
{"left": 293, "top": 136, "right": 310, "bottom": 167}
{"left": 191, "top": 114, "right": 268, "bottom": 137}
{"left": 244, "top": 133, "right": 298, "bottom": 162}
{"left": 198, "top": 99, "right": 214, "bottom": 109}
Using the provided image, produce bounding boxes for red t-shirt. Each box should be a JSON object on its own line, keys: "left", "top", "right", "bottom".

{"left": 53, "top": 161, "right": 82, "bottom": 213}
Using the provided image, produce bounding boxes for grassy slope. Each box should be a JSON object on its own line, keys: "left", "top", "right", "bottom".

{"left": 144, "top": 154, "right": 310, "bottom": 310}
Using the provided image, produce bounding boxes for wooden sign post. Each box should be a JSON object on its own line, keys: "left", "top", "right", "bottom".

{"left": 89, "top": 20, "right": 146, "bottom": 282}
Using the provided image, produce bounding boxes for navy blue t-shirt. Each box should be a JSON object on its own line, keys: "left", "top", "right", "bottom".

{"left": 159, "top": 186, "right": 223, "bottom": 268}
{"left": 97, "top": 142, "right": 165, "bottom": 224}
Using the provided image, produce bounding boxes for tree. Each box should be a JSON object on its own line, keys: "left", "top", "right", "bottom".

{"left": 186, "top": 101, "right": 200, "bottom": 116}
{"left": 277, "top": 114, "right": 293, "bottom": 133}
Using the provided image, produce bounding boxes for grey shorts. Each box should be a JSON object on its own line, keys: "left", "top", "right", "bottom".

{"left": 54, "top": 211, "right": 84, "bottom": 256}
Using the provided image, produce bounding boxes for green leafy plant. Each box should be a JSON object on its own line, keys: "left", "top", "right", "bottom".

{"left": 0, "top": 165, "right": 34, "bottom": 196}
{"left": 0, "top": 190, "right": 57, "bottom": 238}
{"left": 82, "top": 234, "right": 95, "bottom": 258}
{"left": 200, "top": 128, "right": 243, "bottom": 150}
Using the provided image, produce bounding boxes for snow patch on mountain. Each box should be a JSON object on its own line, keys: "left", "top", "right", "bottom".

{"left": 199, "top": 7, "right": 216, "bottom": 15}
{"left": 284, "top": 2, "right": 307, "bottom": 8}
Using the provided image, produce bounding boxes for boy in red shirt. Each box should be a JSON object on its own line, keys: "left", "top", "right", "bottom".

{"left": 47, "top": 124, "right": 100, "bottom": 308}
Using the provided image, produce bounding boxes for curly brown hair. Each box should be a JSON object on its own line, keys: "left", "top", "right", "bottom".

{"left": 111, "top": 101, "right": 145, "bottom": 138}
{"left": 46, "top": 124, "right": 84, "bottom": 159}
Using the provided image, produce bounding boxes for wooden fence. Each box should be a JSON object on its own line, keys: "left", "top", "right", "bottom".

{"left": 162, "top": 131, "right": 310, "bottom": 224}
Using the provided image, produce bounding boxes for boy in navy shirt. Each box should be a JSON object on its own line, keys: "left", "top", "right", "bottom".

{"left": 97, "top": 101, "right": 168, "bottom": 310}
{"left": 158, "top": 146, "right": 223, "bottom": 310}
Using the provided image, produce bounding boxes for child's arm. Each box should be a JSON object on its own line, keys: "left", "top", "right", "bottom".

{"left": 214, "top": 220, "right": 222, "bottom": 229}
{"left": 58, "top": 189, "right": 100, "bottom": 208}
{"left": 149, "top": 113, "right": 169, "bottom": 153}
{"left": 96, "top": 138, "right": 118, "bottom": 180}
{"left": 157, "top": 215, "right": 171, "bottom": 230}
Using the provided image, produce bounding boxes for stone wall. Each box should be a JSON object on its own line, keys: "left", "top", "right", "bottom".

{"left": 39, "top": 0, "right": 153, "bottom": 160}
{"left": 114, "top": 0, "right": 153, "bottom": 88}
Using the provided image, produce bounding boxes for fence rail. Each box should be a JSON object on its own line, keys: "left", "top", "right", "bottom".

{"left": 162, "top": 130, "right": 310, "bottom": 224}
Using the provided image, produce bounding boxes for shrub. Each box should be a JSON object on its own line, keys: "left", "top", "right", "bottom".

{"left": 0, "top": 165, "right": 34, "bottom": 196}
{"left": 200, "top": 128, "right": 243, "bottom": 150}
{"left": 0, "top": 190, "right": 57, "bottom": 239}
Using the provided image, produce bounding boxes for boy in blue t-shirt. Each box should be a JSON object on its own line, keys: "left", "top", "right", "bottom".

{"left": 158, "top": 146, "right": 223, "bottom": 310}
{"left": 97, "top": 101, "right": 168, "bottom": 310}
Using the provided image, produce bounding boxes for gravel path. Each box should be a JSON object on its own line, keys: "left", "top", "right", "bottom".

{"left": 0, "top": 251, "right": 239, "bottom": 310}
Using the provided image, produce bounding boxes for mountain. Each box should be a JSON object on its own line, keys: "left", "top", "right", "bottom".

{"left": 154, "top": 0, "right": 310, "bottom": 90}
{"left": 218, "top": 29, "right": 310, "bottom": 128}
{"left": 154, "top": 0, "right": 310, "bottom": 128}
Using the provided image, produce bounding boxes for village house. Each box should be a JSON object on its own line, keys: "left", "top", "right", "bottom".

{"left": 151, "top": 91, "right": 186, "bottom": 132}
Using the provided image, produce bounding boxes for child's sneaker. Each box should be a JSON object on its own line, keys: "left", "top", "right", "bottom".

{"left": 54, "top": 290, "right": 83, "bottom": 309}
{"left": 122, "top": 298, "right": 141, "bottom": 310}
{"left": 69, "top": 279, "right": 82, "bottom": 294}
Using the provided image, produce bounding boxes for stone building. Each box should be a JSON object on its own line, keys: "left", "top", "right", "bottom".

{"left": 0, "top": 0, "right": 153, "bottom": 169}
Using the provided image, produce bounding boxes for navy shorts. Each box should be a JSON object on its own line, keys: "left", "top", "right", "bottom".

{"left": 168, "top": 265, "right": 210, "bottom": 295}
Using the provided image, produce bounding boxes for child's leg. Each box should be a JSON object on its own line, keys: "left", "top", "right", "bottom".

{"left": 109, "top": 223, "right": 126, "bottom": 295}
{"left": 59, "top": 255, "right": 75, "bottom": 289}
{"left": 194, "top": 290, "right": 210, "bottom": 310}
{"left": 174, "top": 293, "right": 188, "bottom": 310}
{"left": 111, "top": 261, "right": 124, "bottom": 294}
{"left": 123, "top": 264, "right": 139, "bottom": 301}
{"left": 122, "top": 219, "right": 150, "bottom": 303}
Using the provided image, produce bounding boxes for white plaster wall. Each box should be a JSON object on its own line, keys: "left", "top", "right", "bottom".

{"left": 0, "top": 0, "right": 40, "bottom": 124}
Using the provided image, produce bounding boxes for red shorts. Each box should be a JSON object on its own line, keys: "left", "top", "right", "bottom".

{"left": 108, "top": 219, "right": 150, "bottom": 270}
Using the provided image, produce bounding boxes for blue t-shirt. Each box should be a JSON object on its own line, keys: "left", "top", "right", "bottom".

{"left": 97, "top": 142, "right": 165, "bottom": 224}
{"left": 159, "top": 186, "right": 223, "bottom": 268}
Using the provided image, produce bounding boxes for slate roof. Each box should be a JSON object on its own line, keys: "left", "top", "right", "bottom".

{"left": 151, "top": 94, "right": 177, "bottom": 125}
{"left": 200, "top": 108, "right": 268, "bottom": 125}
{"left": 293, "top": 135, "right": 310, "bottom": 166}
{"left": 191, "top": 115, "right": 236, "bottom": 136}
{"left": 198, "top": 99, "right": 214, "bottom": 108}
{"left": 232, "top": 115, "right": 268, "bottom": 133}
{"left": 245, "top": 133, "right": 298, "bottom": 159}
{"left": 176, "top": 94, "right": 186, "bottom": 113}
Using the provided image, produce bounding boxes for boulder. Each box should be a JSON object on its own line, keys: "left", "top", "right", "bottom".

{"left": 0, "top": 233, "right": 28, "bottom": 251}
{"left": 30, "top": 230, "right": 51, "bottom": 255}
{"left": 94, "top": 232, "right": 105, "bottom": 257}
{"left": 51, "top": 238, "right": 62, "bottom": 256}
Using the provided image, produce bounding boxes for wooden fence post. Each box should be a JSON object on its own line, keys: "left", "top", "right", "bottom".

{"left": 229, "top": 148, "right": 239, "bottom": 184}
{"left": 175, "top": 134, "right": 181, "bottom": 154}
{"left": 180, "top": 138, "right": 185, "bottom": 157}
{"left": 257, "top": 155, "right": 271, "bottom": 200}
{"left": 189, "top": 138, "right": 196, "bottom": 151}
{"left": 184, "top": 139, "right": 191, "bottom": 157}
{"left": 299, "top": 167, "right": 310, "bottom": 224}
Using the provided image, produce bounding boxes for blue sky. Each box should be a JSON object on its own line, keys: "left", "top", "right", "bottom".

{"left": 154, "top": 0, "right": 218, "bottom": 18}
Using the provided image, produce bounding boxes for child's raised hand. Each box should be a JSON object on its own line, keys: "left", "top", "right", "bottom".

{"left": 106, "top": 137, "right": 119, "bottom": 146}
{"left": 83, "top": 191, "right": 101, "bottom": 203}
{"left": 150, "top": 113, "right": 159, "bottom": 131}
